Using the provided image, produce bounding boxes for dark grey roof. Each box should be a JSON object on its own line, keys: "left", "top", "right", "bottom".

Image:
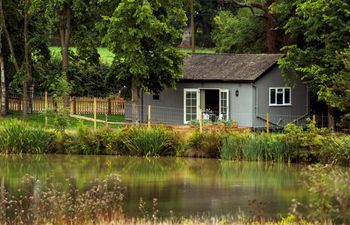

{"left": 182, "top": 54, "right": 284, "bottom": 82}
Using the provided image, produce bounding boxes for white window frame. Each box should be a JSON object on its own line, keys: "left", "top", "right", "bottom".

{"left": 269, "top": 87, "right": 292, "bottom": 106}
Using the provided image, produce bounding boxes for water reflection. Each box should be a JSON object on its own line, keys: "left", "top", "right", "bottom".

{"left": 0, "top": 155, "right": 310, "bottom": 217}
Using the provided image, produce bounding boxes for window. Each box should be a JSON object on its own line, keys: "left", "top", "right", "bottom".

{"left": 269, "top": 87, "right": 291, "bottom": 106}
{"left": 152, "top": 94, "right": 160, "bottom": 101}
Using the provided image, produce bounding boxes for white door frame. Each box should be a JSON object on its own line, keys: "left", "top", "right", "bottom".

{"left": 219, "top": 89, "right": 229, "bottom": 120}
{"left": 184, "top": 88, "right": 200, "bottom": 124}
{"left": 184, "top": 88, "right": 229, "bottom": 123}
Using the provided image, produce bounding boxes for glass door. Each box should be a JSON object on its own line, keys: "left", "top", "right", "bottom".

{"left": 184, "top": 89, "right": 200, "bottom": 124}
{"left": 219, "top": 90, "right": 229, "bottom": 120}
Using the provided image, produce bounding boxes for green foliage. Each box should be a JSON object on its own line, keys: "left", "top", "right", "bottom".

{"left": 277, "top": 0, "right": 350, "bottom": 123}
{"left": 212, "top": 10, "right": 265, "bottom": 53}
{"left": 220, "top": 133, "right": 247, "bottom": 160}
{"left": 300, "top": 165, "right": 350, "bottom": 224}
{"left": 123, "top": 126, "right": 179, "bottom": 156}
{"left": 319, "top": 135, "right": 350, "bottom": 167}
{"left": 0, "top": 119, "right": 52, "bottom": 154}
{"left": 282, "top": 121, "right": 328, "bottom": 162}
{"left": 187, "top": 131, "right": 222, "bottom": 158}
{"left": 102, "top": 0, "right": 187, "bottom": 94}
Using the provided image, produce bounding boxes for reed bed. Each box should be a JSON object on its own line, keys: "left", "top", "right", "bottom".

{"left": 0, "top": 119, "right": 349, "bottom": 166}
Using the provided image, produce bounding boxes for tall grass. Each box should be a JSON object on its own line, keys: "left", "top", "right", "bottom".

{"left": 123, "top": 126, "right": 179, "bottom": 156}
{"left": 220, "top": 133, "right": 290, "bottom": 162}
{"left": 0, "top": 120, "right": 52, "bottom": 154}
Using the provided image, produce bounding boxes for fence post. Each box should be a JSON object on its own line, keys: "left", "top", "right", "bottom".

{"left": 107, "top": 98, "right": 112, "bottom": 115}
{"left": 148, "top": 105, "right": 151, "bottom": 129}
{"left": 93, "top": 97, "right": 97, "bottom": 131}
{"left": 266, "top": 112, "right": 269, "bottom": 135}
{"left": 45, "top": 91, "right": 48, "bottom": 127}
{"left": 312, "top": 114, "right": 316, "bottom": 126}
{"left": 72, "top": 96, "right": 77, "bottom": 115}
{"left": 199, "top": 109, "right": 203, "bottom": 133}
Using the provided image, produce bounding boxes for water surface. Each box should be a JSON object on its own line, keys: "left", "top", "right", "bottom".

{"left": 0, "top": 155, "right": 311, "bottom": 217}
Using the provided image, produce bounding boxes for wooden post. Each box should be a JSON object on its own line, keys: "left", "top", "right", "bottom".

{"left": 93, "top": 97, "right": 97, "bottom": 131}
{"left": 199, "top": 109, "right": 203, "bottom": 133}
{"left": 45, "top": 91, "right": 48, "bottom": 127}
{"left": 72, "top": 96, "right": 76, "bottom": 115}
{"left": 191, "top": 0, "right": 195, "bottom": 53}
{"left": 107, "top": 98, "right": 112, "bottom": 115}
{"left": 312, "top": 114, "right": 316, "bottom": 126}
{"left": 148, "top": 105, "right": 151, "bottom": 129}
{"left": 266, "top": 112, "right": 269, "bottom": 135}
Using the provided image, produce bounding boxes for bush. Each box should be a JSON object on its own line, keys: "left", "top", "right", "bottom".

{"left": 0, "top": 119, "right": 53, "bottom": 154}
{"left": 282, "top": 122, "right": 329, "bottom": 163}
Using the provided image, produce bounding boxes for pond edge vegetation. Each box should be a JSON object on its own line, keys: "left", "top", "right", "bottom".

{"left": 0, "top": 119, "right": 349, "bottom": 166}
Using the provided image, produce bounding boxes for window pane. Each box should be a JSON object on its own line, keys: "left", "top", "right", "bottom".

{"left": 285, "top": 88, "right": 290, "bottom": 104}
{"left": 186, "top": 92, "right": 191, "bottom": 98}
{"left": 152, "top": 94, "right": 160, "bottom": 100}
{"left": 277, "top": 93, "right": 283, "bottom": 104}
{"left": 270, "top": 89, "right": 276, "bottom": 104}
{"left": 277, "top": 88, "right": 283, "bottom": 93}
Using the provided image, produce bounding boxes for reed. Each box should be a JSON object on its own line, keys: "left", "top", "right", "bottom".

{"left": 123, "top": 126, "right": 178, "bottom": 156}
{"left": 0, "top": 120, "right": 52, "bottom": 154}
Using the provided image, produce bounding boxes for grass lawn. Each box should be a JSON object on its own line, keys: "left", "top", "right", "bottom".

{"left": 49, "top": 47, "right": 216, "bottom": 64}
{"left": 1, "top": 112, "right": 125, "bottom": 129}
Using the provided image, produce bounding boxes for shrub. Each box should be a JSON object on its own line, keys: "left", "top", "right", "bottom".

{"left": 0, "top": 119, "right": 53, "bottom": 154}
{"left": 282, "top": 122, "right": 328, "bottom": 163}
{"left": 123, "top": 126, "right": 179, "bottom": 156}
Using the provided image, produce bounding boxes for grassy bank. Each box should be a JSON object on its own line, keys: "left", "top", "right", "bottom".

{"left": 0, "top": 119, "right": 349, "bottom": 166}
{"left": 2, "top": 112, "right": 125, "bottom": 129}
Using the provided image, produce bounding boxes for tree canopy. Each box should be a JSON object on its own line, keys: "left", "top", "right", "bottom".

{"left": 102, "top": 0, "right": 187, "bottom": 121}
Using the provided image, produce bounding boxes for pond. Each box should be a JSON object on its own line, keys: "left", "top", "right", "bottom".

{"left": 0, "top": 155, "right": 311, "bottom": 218}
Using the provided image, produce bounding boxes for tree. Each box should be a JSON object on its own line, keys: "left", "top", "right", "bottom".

{"left": 276, "top": 0, "right": 350, "bottom": 130}
{"left": 219, "top": 0, "right": 285, "bottom": 53}
{"left": 103, "top": 0, "right": 186, "bottom": 122}
{"left": 0, "top": 29, "right": 6, "bottom": 115}
{"left": 212, "top": 9, "right": 265, "bottom": 53}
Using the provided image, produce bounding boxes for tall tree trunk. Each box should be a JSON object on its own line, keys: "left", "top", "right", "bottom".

{"left": 59, "top": 3, "right": 72, "bottom": 108}
{"left": 327, "top": 106, "right": 335, "bottom": 132}
{"left": 0, "top": 0, "right": 20, "bottom": 72}
{"left": 0, "top": 51, "right": 6, "bottom": 116}
{"left": 23, "top": 4, "right": 30, "bottom": 117}
{"left": 131, "top": 76, "right": 139, "bottom": 123}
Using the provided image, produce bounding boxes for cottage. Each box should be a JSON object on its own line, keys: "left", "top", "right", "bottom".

{"left": 126, "top": 54, "right": 309, "bottom": 128}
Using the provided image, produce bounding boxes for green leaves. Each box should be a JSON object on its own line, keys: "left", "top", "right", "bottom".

{"left": 102, "top": 0, "right": 186, "bottom": 94}
{"left": 277, "top": 0, "right": 350, "bottom": 123}
{"left": 212, "top": 9, "right": 265, "bottom": 53}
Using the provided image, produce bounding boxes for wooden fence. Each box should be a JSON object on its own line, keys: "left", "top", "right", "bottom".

{"left": 8, "top": 96, "right": 125, "bottom": 115}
